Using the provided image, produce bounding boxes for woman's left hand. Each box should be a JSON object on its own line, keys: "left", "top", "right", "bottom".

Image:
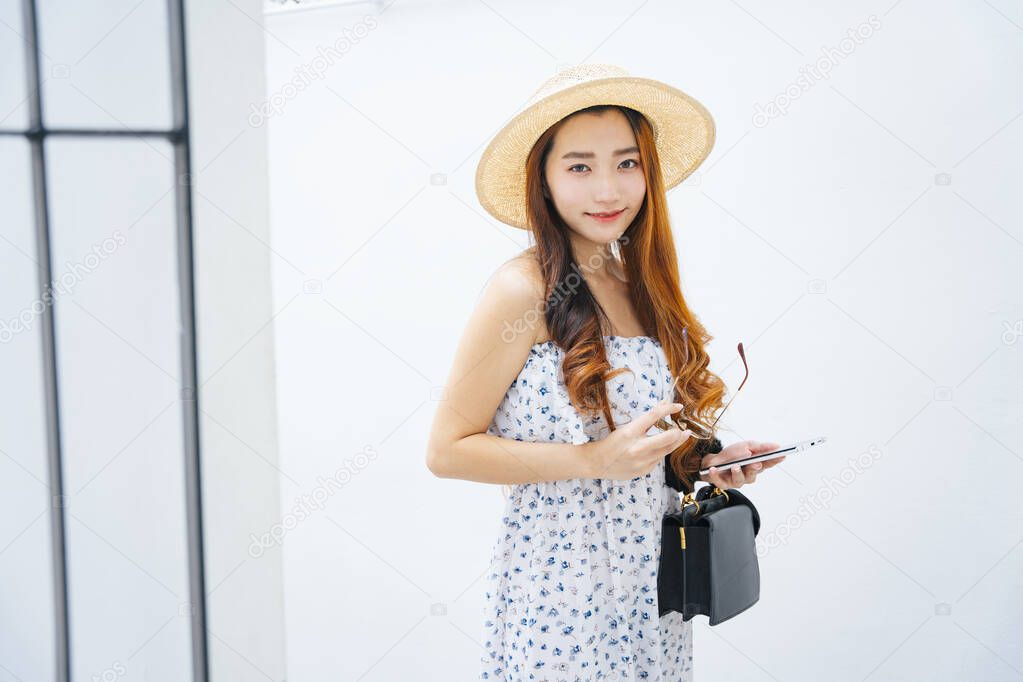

{"left": 700, "top": 440, "right": 785, "bottom": 490}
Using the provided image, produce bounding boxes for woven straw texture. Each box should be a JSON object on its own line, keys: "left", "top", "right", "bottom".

{"left": 475, "top": 64, "right": 716, "bottom": 230}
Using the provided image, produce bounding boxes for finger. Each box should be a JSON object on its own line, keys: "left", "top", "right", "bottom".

{"left": 729, "top": 463, "right": 746, "bottom": 486}
{"left": 706, "top": 466, "right": 725, "bottom": 488}
{"left": 710, "top": 466, "right": 734, "bottom": 489}
{"left": 648, "top": 426, "right": 691, "bottom": 453}
{"left": 637, "top": 402, "right": 685, "bottom": 432}
{"left": 752, "top": 442, "right": 781, "bottom": 454}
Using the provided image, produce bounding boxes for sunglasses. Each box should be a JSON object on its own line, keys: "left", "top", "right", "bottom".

{"left": 653, "top": 327, "right": 749, "bottom": 440}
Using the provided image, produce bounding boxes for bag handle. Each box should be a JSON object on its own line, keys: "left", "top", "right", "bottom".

{"left": 680, "top": 485, "right": 761, "bottom": 536}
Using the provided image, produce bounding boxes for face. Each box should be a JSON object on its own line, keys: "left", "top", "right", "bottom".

{"left": 543, "top": 108, "right": 647, "bottom": 247}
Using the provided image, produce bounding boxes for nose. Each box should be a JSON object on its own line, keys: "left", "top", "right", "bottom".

{"left": 593, "top": 170, "right": 621, "bottom": 204}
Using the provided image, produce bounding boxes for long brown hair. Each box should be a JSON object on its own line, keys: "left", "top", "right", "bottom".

{"left": 525, "top": 104, "right": 726, "bottom": 488}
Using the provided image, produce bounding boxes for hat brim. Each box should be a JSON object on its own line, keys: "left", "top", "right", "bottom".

{"left": 475, "top": 76, "right": 716, "bottom": 230}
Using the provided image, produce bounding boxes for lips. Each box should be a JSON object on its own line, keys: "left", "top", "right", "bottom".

{"left": 586, "top": 209, "right": 625, "bottom": 218}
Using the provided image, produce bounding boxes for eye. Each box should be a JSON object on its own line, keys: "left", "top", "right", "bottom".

{"left": 568, "top": 159, "right": 640, "bottom": 173}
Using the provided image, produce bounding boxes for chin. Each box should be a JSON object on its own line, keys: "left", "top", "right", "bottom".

{"left": 577, "top": 221, "right": 625, "bottom": 242}
{"left": 595, "top": 225, "right": 628, "bottom": 244}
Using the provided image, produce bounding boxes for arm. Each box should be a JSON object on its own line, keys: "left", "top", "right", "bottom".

{"left": 430, "top": 432, "right": 600, "bottom": 484}
{"left": 426, "top": 257, "right": 597, "bottom": 484}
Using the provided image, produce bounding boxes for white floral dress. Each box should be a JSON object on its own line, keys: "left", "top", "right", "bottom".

{"left": 480, "top": 335, "right": 693, "bottom": 681}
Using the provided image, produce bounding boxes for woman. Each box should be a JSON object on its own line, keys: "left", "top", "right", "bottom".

{"left": 427, "top": 64, "right": 785, "bottom": 681}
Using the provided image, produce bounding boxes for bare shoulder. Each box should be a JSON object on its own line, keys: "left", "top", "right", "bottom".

{"left": 484, "top": 249, "right": 548, "bottom": 345}
{"left": 426, "top": 249, "right": 551, "bottom": 467}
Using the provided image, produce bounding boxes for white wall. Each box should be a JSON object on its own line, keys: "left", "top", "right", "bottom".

{"left": 264, "top": 0, "right": 1023, "bottom": 679}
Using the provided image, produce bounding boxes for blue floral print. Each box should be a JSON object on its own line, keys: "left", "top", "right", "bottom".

{"left": 480, "top": 336, "right": 693, "bottom": 681}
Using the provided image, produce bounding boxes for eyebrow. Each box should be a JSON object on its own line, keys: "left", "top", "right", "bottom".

{"left": 560, "top": 146, "right": 639, "bottom": 160}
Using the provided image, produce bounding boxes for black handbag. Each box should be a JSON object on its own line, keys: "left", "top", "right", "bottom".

{"left": 659, "top": 440, "right": 762, "bottom": 625}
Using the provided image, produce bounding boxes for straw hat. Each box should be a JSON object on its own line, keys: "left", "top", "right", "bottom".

{"left": 474, "top": 63, "right": 716, "bottom": 231}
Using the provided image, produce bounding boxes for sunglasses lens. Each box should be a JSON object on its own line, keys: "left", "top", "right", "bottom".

{"left": 686, "top": 420, "right": 713, "bottom": 439}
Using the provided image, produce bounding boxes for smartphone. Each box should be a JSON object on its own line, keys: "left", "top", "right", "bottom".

{"left": 698, "top": 436, "right": 827, "bottom": 477}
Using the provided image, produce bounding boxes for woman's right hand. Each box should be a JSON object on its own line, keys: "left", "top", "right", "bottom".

{"left": 586, "top": 403, "right": 692, "bottom": 480}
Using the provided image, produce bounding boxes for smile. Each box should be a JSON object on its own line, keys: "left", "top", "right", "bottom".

{"left": 586, "top": 208, "right": 625, "bottom": 222}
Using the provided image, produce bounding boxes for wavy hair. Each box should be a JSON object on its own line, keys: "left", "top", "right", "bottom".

{"left": 524, "top": 104, "right": 726, "bottom": 489}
